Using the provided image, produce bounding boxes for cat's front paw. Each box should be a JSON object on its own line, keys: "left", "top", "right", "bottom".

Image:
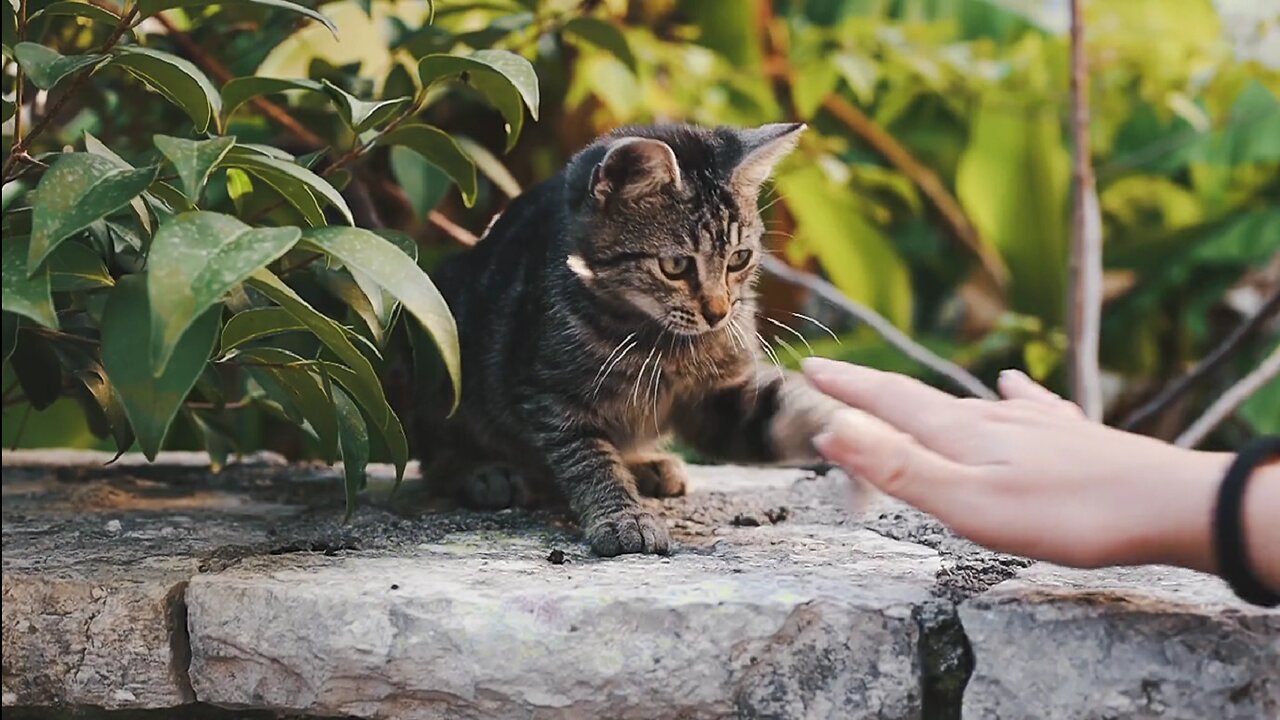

{"left": 461, "top": 464, "right": 525, "bottom": 509}
{"left": 629, "top": 455, "right": 688, "bottom": 497}
{"left": 587, "top": 509, "right": 671, "bottom": 557}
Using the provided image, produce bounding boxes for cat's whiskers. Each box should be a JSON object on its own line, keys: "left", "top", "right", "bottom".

{"left": 755, "top": 330, "right": 785, "bottom": 380}
{"left": 787, "top": 311, "right": 841, "bottom": 343}
{"left": 592, "top": 335, "right": 638, "bottom": 398}
{"left": 632, "top": 342, "right": 659, "bottom": 407}
{"left": 772, "top": 335, "right": 805, "bottom": 364}
{"left": 761, "top": 315, "right": 814, "bottom": 355}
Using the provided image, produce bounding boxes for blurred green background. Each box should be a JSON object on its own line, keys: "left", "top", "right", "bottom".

{"left": 4, "top": 0, "right": 1277, "bottom": 454}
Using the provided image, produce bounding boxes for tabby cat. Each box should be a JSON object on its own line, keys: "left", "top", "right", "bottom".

{"left": 414, "top": 122, "right": 843, "bottom": 556}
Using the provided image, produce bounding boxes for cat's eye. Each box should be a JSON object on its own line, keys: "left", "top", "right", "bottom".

{"left": 727, "top": 249, "right": 754, "bottom": 272}
{"left": 658, "top": 255, "right": 692, "bottom": 279}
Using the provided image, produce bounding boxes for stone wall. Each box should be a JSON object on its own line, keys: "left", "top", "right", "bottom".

{"left": 3, "top": 451, "right": 1277, "bottom": 718}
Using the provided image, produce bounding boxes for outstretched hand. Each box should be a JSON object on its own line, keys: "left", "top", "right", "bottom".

{"left": 802, "top": 358, "right": 1231, "bottom": 572}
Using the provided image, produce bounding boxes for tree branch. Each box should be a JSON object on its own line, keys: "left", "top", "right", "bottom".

{"left": 1066, "top": 0, "right": 1104, "bottom": 420}
{"left": 2, "top": 3, "right": 140, "bottom": 181}
{"left": 152, "top": 13, "right": 326, "bottom": 147}
{"left": 760, "top": 255, "right": 998, "bottom": 399}
{"left": 1175, "top": 346, "right": 1280, "bottom": 448}
{"left": 1121, "top": 285, "right": 1280, "bottom": 431}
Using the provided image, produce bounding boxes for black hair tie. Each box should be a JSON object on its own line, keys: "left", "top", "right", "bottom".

{"left": 1214, "top": 435, "right": 1280, "bottom": 607}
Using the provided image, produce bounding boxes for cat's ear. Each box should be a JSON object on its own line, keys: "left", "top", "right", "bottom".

{"left": 731, "top": 123, "right": 806, "bottom": 194}
{"left": 590, "top": 137, "right": 682, "bottom": 206}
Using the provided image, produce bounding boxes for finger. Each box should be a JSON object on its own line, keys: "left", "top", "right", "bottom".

{"left": 802, "top": 358, "right": 958, "bottom": 437}
{"left": 813, "top": 408, "right": 974, "bottom": 515}
{"left": 997, "top": 369, "right": 1084, "bottom": 419}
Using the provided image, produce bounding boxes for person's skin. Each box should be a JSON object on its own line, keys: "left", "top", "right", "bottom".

{"left": 802, "top": 357, "right": 1280, "bottom": 594}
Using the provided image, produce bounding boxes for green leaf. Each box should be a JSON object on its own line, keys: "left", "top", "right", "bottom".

{"left": 147, "top": 211, "right": 300, "bottom": 374}
{"left": 957, "top": 93, "right": 1069, "bottom": 323}
{"left": 154, "top": 135, "right": 236, "bottom": 204}
{"left": 220, "top": 306, "right": 306, "bottom": 355}
{"left": 71, "top": 365, "right": 135, "bottom": 456}
{"left": 14, "top": 43, "right": 106, "bottom": 90}
{"left": 48, "top": 241, "right": 114, "bottom": 292}
{"left": 244, "top": 269, "right": 407, "bottom": 482}
{"left": 376, "top": 124, "right": 477, "bottom": 207}
{"left": 30, "top": 1, "right": 122, "bottom": 25}
{"left": 417, "top": 49, "right": 539, "bottom": 151}
{"left": 2, "top": 237, "right": 57, "bottom": 328}
{"left": 138, "top": 0, "right": 338, "bottom": 37}
{"left": 2, "top": 313, "right": 17, "bottom": 363}
{"left": 319, "top": 79, "right": 411, "bottom": 133}
{"left": 220, "top": 76, "right": 324, "bottom": 121}
{"left": 332, "top": 384, "right": 369, "bottom": 519}
{"left": 454, "top": 135, "right": 522, "bottom": 198}
{"left": 184, "top": 408, "right": 234, "bottom": 472}
{"left": 244, "top": 269, "right": 385, "bottom": 420}
{"left": 220, "top": 153, "right": 353, "bottom": 226}
{"left": 232, "top": 346, "right": 339, "bottom": 464}
{"left": 108, "top": 46, "right": 222, "bottom": 133}
{"left": 84, "top": 132, "right": 155, "bottom": 236}
{"left": 316, "top": 359, "right": 408, "bottom": 486}
{"left": 561, "top": 17, "right": 636, "bottom": 71}
{"left": 300, "top": 226, "right": 459, "bottom": 409}
{"left": 390, "top": 146, "right": 451, "bottom": 215}
{"left": 101, "top": 275, "right": 221, "bottom": 460}
{"left": 776, "top": 165, "right": 914, "bottom": 329}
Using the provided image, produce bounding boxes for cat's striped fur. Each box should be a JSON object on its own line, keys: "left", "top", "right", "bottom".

{"left": 414, "top": 123, "right": 843, "bottom": 556}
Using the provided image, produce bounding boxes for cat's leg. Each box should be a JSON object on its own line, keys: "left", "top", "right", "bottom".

{"left": 673, "top": 369, "right": 846, "bottom": 465}
{"left": 626, "top": 452, "right": 689, "bottom": 498}
{"left": 529, "top": 413, "right": 671, "bottom": 556}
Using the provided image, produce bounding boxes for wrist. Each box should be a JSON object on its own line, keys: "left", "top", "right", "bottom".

{"left": 1140, "top": 448, "right": 1231, "bottom": 573}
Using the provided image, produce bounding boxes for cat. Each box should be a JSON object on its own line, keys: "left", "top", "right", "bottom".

{"left": 413, "top": 122, "right": 844, "bottom": 557}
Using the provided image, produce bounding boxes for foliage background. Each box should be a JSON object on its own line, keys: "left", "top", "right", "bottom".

{"left": 3, "top": 0, "right": 1277, "bottom": 476}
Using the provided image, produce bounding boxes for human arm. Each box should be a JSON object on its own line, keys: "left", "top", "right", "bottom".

{"left": 801, "top": 358, "right": 1279, "bottom": 596}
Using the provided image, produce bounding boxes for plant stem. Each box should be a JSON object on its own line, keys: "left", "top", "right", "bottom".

{"left": 1066, "top": 0, "right": 1103, "bottom": 420}
{"left": 13, "top": 0, "right": 28, "bottom": 147}
{"left": 2, "top": 3, "right": 141, "bottom": 181}
{"left": 1175, "top": 346, "right": 1280, "bottom": 448}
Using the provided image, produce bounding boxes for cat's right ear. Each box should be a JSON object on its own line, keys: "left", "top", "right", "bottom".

{"left": 590, "top": 137, "right": 682, "bottom": 207}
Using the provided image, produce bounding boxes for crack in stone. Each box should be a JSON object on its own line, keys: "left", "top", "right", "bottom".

{"left": 165, "top": 581, "right": 196, "bottom": 704}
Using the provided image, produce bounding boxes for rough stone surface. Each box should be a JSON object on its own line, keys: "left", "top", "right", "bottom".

{"left": 961, "top": 563, "right": 1280, "bottom": 720}
{"left": 187, "top": 529, "right": 938, "bottom": 719}
{"left": 4, "top": 450, "right": 1277, "bottom": 719}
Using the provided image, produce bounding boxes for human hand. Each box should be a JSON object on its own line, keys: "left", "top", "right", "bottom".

{"left": 802, "top": 358, "right": 1232, "bottom": 572}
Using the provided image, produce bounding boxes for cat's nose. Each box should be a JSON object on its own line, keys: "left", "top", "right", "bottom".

{"left": 701, "top": 297, "right": 731, "bottom": 327}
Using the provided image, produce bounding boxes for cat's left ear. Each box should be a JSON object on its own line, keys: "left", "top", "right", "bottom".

{"left": 731, "top": 122, "right": 806, "bottom": 195}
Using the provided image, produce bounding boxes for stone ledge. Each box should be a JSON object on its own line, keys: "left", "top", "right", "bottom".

{"left": 3, "top": 450, "right": 1276, "bottom": 719}
{"left": 961, "top": 564, "right": 1280, "bottom": 720}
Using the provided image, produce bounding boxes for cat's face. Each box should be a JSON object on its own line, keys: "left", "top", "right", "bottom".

{"left": 566, "top": 124, "right": 804, "bottom": 337}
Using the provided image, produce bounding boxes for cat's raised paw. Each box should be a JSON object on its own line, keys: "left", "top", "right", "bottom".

{"left": 587, "top": 509, "right": 671, "bottom": 557}
{"left": 630, "top": 455, "right": 688, "bottom": 497}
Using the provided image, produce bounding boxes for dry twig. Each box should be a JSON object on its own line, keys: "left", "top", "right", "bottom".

{"left": 1066, "top": 0, "right": 1104, "bottom": 420}
{"left": 1175, "top": 346, "right": 1280, "bottom": 448}
{"left": 1121, "top": 286, "right": 1280, "bottom": 430}
{"left": 761, "top": 256, "right": 998, "bottom": 399}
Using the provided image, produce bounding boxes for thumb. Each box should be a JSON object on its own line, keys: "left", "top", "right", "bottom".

{"left": 813, "top": 409, "right": 972, "bottom": 512}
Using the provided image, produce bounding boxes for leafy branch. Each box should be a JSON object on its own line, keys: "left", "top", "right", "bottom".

{"left": 2, "top": 2, "right": 141, "bottom": 181}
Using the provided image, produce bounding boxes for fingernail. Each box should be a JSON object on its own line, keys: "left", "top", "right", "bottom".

{"left": 801, "top": 357, "right": 837, "bottom": 377}
{"left": 812, "top": 432, "right": 835, "bottom": 455}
